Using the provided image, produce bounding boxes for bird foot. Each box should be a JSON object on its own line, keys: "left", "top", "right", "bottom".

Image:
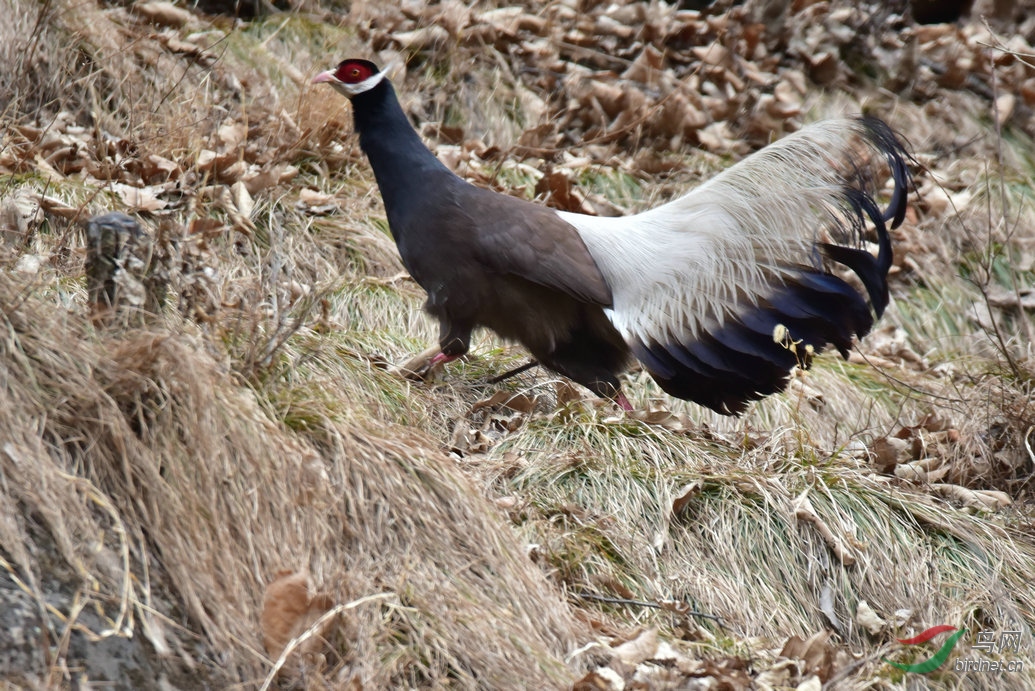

{"left": 614, "top": 392, "right": 634, "bottom": 412}
{"left": 429, "top": 351, "right": 460, "bottom": 368}
{"left": 395, "top": 346, "right": 459, "bottom": 381}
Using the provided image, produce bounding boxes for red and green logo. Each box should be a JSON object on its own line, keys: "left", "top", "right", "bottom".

{"left": 884, "top": 625, "right": 967, "bottom": 673}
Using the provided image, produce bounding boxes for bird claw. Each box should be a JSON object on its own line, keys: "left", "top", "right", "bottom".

{"left": 614, "top": 392, "right": 634, "bottom": 412}
{"left": 394, "top": 346, "right": 459, "bottom": 381}
{"left": 394, "top": 345, "right": 443, "bottom": 381}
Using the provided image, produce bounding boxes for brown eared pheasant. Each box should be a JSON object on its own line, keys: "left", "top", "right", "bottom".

{"left": 313, "top": 58, "right": 912, "bottom": 415}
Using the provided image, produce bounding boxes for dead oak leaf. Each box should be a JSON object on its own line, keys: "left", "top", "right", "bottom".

{"left": 261, "top": 570, "right": 335, "bottom": 659}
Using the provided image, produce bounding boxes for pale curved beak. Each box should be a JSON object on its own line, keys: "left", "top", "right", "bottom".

{"left": 312, "top": 70, "right": 337, "bottom": 84}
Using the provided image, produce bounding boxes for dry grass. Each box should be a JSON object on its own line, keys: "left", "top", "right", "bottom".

{"left": 0, "top": 271, "right": 581, "bottom": 687}
{"left": 2, "top": 0, "right": 1035, "bottom": 689}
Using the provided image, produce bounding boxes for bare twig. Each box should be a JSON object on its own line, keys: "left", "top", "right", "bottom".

{"left": 574, "top": 590, "right": 727, "bottom": 628}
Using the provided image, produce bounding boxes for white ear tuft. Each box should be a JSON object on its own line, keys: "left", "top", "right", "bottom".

{"left": 345, "top": 67, "right": 389, "bottom": 96}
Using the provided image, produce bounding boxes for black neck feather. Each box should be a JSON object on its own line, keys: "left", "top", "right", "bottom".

{"left": 349, "top": 81, "right": 455, "bottom": 226}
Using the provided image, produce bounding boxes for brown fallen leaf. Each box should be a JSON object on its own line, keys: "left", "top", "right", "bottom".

{"left": 869, "top": 436, "right": 912, "bottom": 473}
{"left": 205, "top": 185, "right": 254, "bottom": 234}
{"left": 108, "top": 182, "right": 168, "bottom": 212}
{"left": 572, "top": 668, "right": 624, "bottom": 690}
{"left": 622, "top": 44, "right": 666, "bottom": 84}
{"left": 143, "top": 154, "right": 181, "bottom": 182}
{"left": 611, "top": 627, "right": 659, "bottom": 666}
{"left": 196, "top": 149, "right": 239, "bottom": 176}
{"left": 261, "top": 570, "right": 335, "bottom": 659}
{"left": 797, "top": 675, "right": 823, "bottom": 691}
{"left": 243, "top": 164, "right": 298, "bottom": 196}
{"left": 793, "top": 492, "right": 855, "bottom": 566}
{"left": 535, "top": 166, "right": 593, "bottom": 214}
{"left": 231, "top": 181, "right": 254, "bottom": 219}
{"left": 555, "top": 380, "right": 584, "bottom": 407}
{"left": 786, "top": 376, "right": 825, "bottom": 409}
{"left": 132, "top": 1, "right": 196, "bottom": 28}
{"left": 779, "top": 630, "right": 835, "bottom": 682}
{"left": 894, "top": 457, "right": 950, "bottom": 483}
{"left": 2, "top": 191, "right": 43, "bottom": 240}
{"left": 754, "top": 658, "right": 801, "bottom": 690}
{"left": 471, "top": 390, "right": 539, "bottom": 414}
{"left": 692, "top": 43, "right": 730, "bottom": 67}
{"left": 856, "top": 600, "right": 886, "bottom": 635}
{"left": 930, "top": 484, "right": 1012, "bottom": 511}
{"left": 218, "top": 121, "right": 247, "bottom": 151}
{"left": 298, "top": 188, "right": 335, "bottom": 206}
{"left": 1021, "top": 77, "right": 1035, "bottom": 105}
{"left": 995, "top": 93, "right": 1015, "bottom": 127}
{"left": 672, "top": 480, "right": 702, "bottom": 517}
{"left": 696, "top": 121, "right": 744, "bottom": 154}
{"left": 393, "top": 26, "right": 450, "bottom": 50}
{"left": 626, "top": 408, "right": 693, "bottom": 434}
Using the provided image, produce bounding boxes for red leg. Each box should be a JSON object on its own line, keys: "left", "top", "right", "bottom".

{"left": 396, "top": 346, "right": 458, "bottom": 380}
{"left": 615, "top": 391, "right": 634, "bottom": 412}
{"left": 429, "top": 351, "right": 459, "bottom": 368}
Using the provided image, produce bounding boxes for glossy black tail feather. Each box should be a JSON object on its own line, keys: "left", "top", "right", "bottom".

{"left": 858, "top": 116, "right": 912, "bottom": 229}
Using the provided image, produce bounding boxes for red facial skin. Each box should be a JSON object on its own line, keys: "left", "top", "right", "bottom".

{"left": 333, "top": 60, "right": 375, "bottom": 84}
{"left": 313, "top": 59, "right": 379, "bottom": 86}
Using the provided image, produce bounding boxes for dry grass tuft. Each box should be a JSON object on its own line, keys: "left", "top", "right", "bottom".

{"left": 0, "top": 270, "right": 581, "bottom": 687}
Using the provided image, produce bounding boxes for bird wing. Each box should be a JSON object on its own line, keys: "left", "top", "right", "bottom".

{"left": 458, "top": 185, "right": 614, "bottom": 306}
{"left": 557, "top": 117, "right": 911, "bottom": 414}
